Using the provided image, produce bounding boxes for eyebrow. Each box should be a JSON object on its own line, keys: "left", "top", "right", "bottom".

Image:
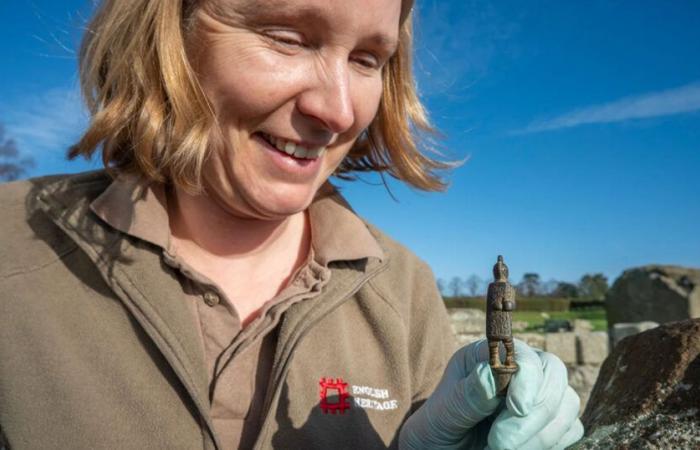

{"left": 367, "top": 33, "right": 399, "bottom": 54}
{"left": 233, "top": 0, "right": 330, "bottom": 22}
{"left": 230, "top": 0, "right": 399, "bottom": 52}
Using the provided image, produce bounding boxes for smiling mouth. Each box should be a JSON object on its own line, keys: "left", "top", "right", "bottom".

{"left": 258, "top": 132, "right": 327, "bottom": 160}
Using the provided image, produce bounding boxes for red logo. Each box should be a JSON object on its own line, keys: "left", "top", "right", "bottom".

{"left": 319, "top": 377, "right": 350, "bottom": 414}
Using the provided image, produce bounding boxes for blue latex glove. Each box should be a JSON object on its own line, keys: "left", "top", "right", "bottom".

{"left": 399, "top": 339, "right": 584, "bottom": 450}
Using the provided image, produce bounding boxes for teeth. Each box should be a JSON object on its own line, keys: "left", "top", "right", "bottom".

{"left": 293, "top": 146, "right": 308, "bottom": 158}
{"left": 284, "top": 142, "right": 296, "bottom": 156}
{"left": 263, "top": 133, "right": 326, "bottom": 160}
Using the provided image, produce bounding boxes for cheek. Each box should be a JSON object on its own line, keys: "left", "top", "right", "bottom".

{"left": 198, "top": 45, "right": 303, "bottom": 120}
{"left": 353, "top": 77, "right": 384, "bottom": 130}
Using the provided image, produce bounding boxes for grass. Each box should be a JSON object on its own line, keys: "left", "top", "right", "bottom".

{"left": 513, "top": 308, "right": 607, "bottom": 332}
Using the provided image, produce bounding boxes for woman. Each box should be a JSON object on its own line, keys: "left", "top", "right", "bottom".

{"left": 0, "top": 0, "right": 583, "bottom": 449}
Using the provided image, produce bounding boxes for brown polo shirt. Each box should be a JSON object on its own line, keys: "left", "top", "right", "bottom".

{"left": 90, "top": 176, "right": 384, "bottom": 449}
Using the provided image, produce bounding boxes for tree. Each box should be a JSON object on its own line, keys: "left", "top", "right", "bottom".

{"left": 0, "top": 125, "right": 34, "bottom": 182}
{"left": 448, "top": 276, "right": 463, "bottom": 297}
{"left": 552, "top": 282, "right": 579, "bottom": 299}
{"left": 465, "top": 274, "right": 482, "bottom": 296}
{"left": 541, "top": 278, "right": 559, "bottom": 296}
{"left": 578, "top": 273, "right": 609, "bottom": 300}
{"left": 436, "top": 278, "right": 446, "bottom": 297}
{"left": 517, "top": 272, "right": 541, "bottom": 297}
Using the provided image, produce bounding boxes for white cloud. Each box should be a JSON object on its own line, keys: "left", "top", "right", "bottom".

{"left": 1, "top": 85, "right": 88, "bottom": 154}
{"left": 517, "top": 82, "right": 700, "bottom": 133}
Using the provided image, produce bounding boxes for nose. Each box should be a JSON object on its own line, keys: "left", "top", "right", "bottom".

{"left": 296, "top": 58, "right": 355, "bottom": 134}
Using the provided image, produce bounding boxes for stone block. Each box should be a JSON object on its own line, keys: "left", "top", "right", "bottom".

{"left": 611, "top": 321, "right": 659, "bottom": 347}
{"left": 576, "top": 331, "right": 609, "bottom": 364}
{"left": 514, "top": 332, "right": 545, "bottom": 350}
{"left": 448, "top": 308, "right": 485, "bottom": 335}
{"left": 512, "top": 320, "right": 528, "bottom": 332}
{"left": 573, "top": 319, "right": 593, "bottom": 333}
{"left": 545, "top": 332, "right": 577, "bottom": 365}
{"left": 454, "top": 333, "right": 483, "bottom": 349}
{"left": 567, "top": 364, "right": 601, "bottom": 415}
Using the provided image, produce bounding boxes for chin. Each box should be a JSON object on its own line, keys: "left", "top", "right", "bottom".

{"left": 246, "top": 184, "right": 318, "bottom": 218}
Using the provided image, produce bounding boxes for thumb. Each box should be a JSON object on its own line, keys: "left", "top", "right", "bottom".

{"left": 401, "top": 361, "right": 502, "bottom": 448}
{"left": 505, "top": 340, "right": 545, "bottom": 416}
{"left": 442, "top": 361, "right": 502, "bottom": 430}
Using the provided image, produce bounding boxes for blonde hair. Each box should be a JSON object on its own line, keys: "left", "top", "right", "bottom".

{"left": 70, "top": 0, "right": 457, "bottom": 192}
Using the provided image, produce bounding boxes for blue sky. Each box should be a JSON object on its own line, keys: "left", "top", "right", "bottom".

{"left": 2, "top": 1, "right": 699, "bottom": 290}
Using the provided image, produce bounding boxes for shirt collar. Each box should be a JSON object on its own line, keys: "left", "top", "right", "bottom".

{"left": 90, "top": 176, "right": 384, "bottom": 266}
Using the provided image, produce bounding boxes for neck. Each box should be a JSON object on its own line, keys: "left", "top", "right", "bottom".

{"left": 167, "top": 186, "right": 310, "bottom": 275}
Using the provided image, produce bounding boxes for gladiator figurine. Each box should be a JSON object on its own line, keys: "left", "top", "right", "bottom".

{"left": 486, "top": 255, "right": 518, "bottom": 394}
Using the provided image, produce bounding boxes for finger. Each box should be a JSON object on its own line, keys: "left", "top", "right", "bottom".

{"left": 400, "top": 361, "right": 501, "bottom": 448}
{"left": 438, "top": 339, "right": 489, "bottom": 388}
{"left": 413, "top": 339, "right": 498, "bottom": 441}
{"left": 552, "top": 419, "right": 584, "bottom": 450}
{"left": 517, "top": 387, "right": 581, "bottom": 450}
{"left": 505, "top": 339, "right": 545, "bottom": 416}
{"left": 430, "top": 362, "right": 501, "bottom": 433}
{"left": 488, "top": 351, "right": 568, "bottom": 450}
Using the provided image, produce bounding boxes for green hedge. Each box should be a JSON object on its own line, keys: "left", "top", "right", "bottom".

{"left": 444, "top": 296, "right": 571, "bottom": 312}
{"left": 569, "top": 299, "right": 605, "bottom": 310}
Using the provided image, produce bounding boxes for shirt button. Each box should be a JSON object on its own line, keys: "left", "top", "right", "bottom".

{"left": 203, "top": 291, "right": 220, "bottom": 307}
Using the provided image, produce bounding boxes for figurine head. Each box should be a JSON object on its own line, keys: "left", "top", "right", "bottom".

{"left": 493, "top": 255, "right": 509, "bottom": 282}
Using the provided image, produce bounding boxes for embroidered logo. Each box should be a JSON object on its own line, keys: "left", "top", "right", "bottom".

{"left": 352, "top": 385, "right": 399, "bottom": 411}
{"left": 319, "top": 377, "right": 350, "bottom": 414}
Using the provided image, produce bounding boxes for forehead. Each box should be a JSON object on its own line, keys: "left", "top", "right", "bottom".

{"left": 217, "top": 0, "right": 402, "bottom": 42}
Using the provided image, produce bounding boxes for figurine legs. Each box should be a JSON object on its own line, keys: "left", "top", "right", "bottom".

{"left": 488, "top": 340, "right": 500, "bottom": 368}
{"left": 504, "top": 337, "right": 515, "bottom": 367}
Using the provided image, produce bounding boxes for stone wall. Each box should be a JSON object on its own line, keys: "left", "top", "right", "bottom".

{"left": 448, "top": 308, "right": 609, "bottom": 413}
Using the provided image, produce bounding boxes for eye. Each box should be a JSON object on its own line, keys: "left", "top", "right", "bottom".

{"left": 264, "top": 30, "right": 307, "bottom": 48}
{"left": 352, "top": 52, "right": 382, "bottom": 71}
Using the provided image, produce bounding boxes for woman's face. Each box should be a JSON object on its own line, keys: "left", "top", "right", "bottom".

{"left": 189, "top": 0, "right": 401, "bottom": 220}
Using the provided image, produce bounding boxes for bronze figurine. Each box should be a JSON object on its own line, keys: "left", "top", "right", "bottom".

{"left": 486, "top": 255, "right": 518, "bottom": 394}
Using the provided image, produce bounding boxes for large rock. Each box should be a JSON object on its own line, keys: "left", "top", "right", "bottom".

{"left": 606, "top": 265, "right": 700, "bottom": 330}
{"left": 573, "top": 318, "right": 700, "bottom": 449}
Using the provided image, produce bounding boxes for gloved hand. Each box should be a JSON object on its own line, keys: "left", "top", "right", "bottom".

{"left": 399, "top": 339, "right": 584, "bottom": 450}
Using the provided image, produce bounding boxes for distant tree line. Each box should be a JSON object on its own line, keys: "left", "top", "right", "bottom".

{"left": 437, "top": 272, "right": 609, "bottom": 301}
{"left": 0, "top": 124, "right": 34, "bottom": 182}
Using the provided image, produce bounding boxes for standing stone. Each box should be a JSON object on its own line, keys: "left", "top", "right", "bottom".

{"left": 605, "top": 265, "right": 700, "bottom": 330}
{"left": 573, "top": 319, "right": 700, "bottom": 449}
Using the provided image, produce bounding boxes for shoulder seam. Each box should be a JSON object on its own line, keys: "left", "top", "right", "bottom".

{"left": 365, "top": 277, "right": 404, "bottom": 322}
{"left": 0, "top": 245, "right": 79, "bottom": 280}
